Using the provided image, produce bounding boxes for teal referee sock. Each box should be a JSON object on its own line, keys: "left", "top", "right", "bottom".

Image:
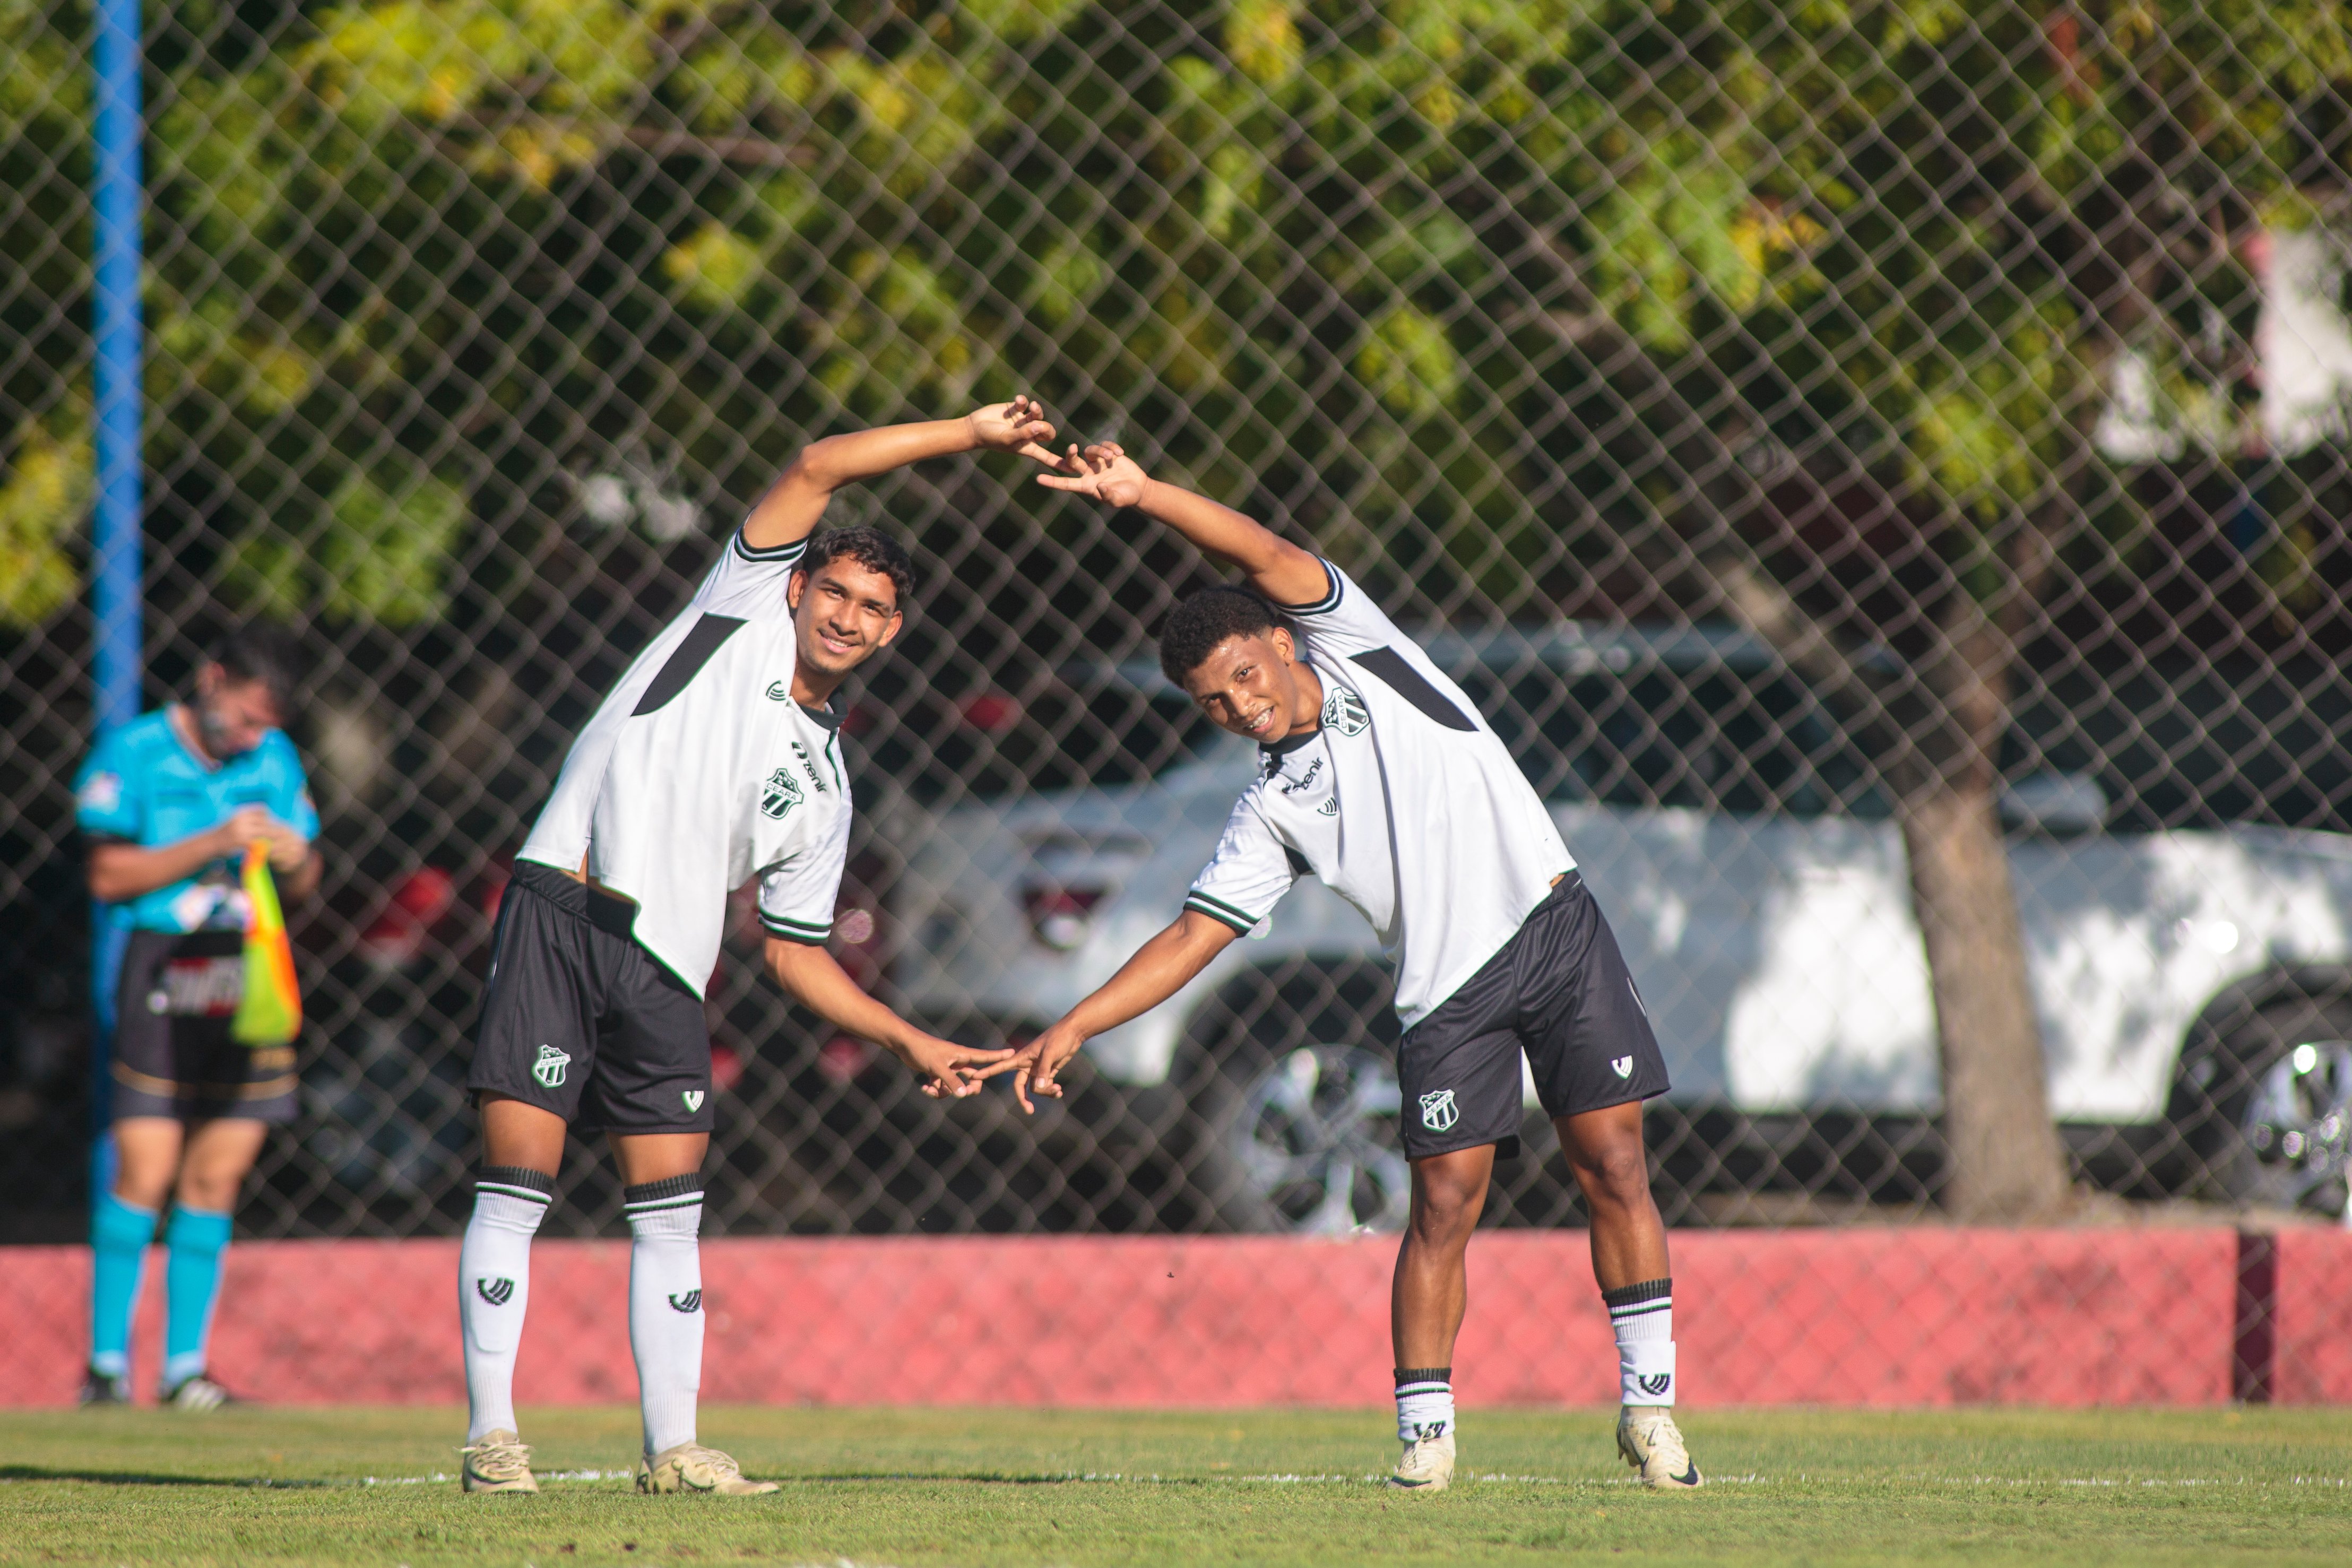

{"left": 89, "top": 1191, "right": 158, "bottom": 1379}
{"left": 162, "top": 1206, "right": 234, "bottom": 1389}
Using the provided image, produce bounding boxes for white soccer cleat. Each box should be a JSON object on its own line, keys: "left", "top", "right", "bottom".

{"left": 460, "top": 1430, "right": 539, "bottom": 1494}
{"left": 1616, "top": 1405, "right": 1702, "bottom": 1490}
{"left": 1389, "top": 1430, "right": 1456, "bottom": 1491}
{"left": 636, "top": 1441, "right": 779, "bottom": 1495}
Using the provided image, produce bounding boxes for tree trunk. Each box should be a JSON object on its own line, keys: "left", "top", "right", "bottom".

{"left": 1899, "top": 594, "right": 2071, "bottom": 1220}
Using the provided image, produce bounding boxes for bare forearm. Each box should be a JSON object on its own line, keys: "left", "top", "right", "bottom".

{"left": 1059, "top": 915, "right": 1232, "bottom": 1039}
{"left": 1131, "top": 480, "right": 1326, "bottom": 604}
{"left": 741, "top": 419, "right": 978, "bottom": 551}
{"left": 87, "top": 835, "right": 224, "bottom": 903}
{"left": 281, "top": 850, "right": 323, "bottom": 902}
{"left": 765, "top": 940, "right": 922, "bottom": 1055}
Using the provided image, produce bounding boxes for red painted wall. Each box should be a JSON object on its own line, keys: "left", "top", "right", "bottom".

{"left": 3, "top": 1227, "right": 2319, "bottom": 1409}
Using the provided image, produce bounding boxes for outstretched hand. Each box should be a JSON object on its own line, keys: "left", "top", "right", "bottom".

{"left": 1007, "top": 1020, "right": 1088, "bottom": 1114}
{"left": 904, "top": 1029, "right": 1025, "bottom": 1100}
{"left": 1034, "top": 441, "right": 1148, "bottom": 509}
{"left": 965, "top": 396, "right": 1060, "bottom": 465}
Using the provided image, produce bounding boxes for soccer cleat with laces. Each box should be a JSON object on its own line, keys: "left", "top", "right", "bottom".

{"left": 1616, "top": 1405, "right": 1702, "bottom": 1490}
{"left": 161, "top": 1374, "right": 243, "bottom": 1411}
{"left": 636, "top": 1442, "right": 778, "bottom": 1495}
{"left": 460, "top": 1430, "right": 540, "bottom": 1494}
{"left": 1388, "top": 1429, "right": 1456, "bottom": 1492}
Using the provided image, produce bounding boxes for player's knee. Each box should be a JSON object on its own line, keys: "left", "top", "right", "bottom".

{"left": 1573, "top": 1139, "right": 1653, "bottom": 1210}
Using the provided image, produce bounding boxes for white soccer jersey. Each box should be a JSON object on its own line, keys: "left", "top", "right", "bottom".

{"left": 1183, "top": 560, "right": 1574, "bottom": 1027}
{"left": 518, "top": 528, "right": 854, "bottom": 996}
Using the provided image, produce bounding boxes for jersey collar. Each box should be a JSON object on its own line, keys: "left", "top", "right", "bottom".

{"left": 796, "top": 699, "right": 841, "bottom": 732}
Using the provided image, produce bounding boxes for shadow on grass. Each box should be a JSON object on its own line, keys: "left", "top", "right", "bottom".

{"left": 0, "top": 1465, "right": 330, "bottom": 1488}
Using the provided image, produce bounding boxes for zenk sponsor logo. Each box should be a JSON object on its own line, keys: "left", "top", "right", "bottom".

{"left": 792, "top": 739, "right": 829, "bottom": 793}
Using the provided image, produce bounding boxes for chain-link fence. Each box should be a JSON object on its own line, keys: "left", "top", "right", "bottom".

{"left": 7, "top": 0, "right": 2352, "bottom": 1248}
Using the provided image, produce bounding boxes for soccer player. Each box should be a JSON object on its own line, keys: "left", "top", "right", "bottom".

{"left": 1015, "top": 443, "right": 1702, "bottom": 1491}
{"left": 456, "top": 401, "right": 1051, "bottom": 1495}
{"left": 74, "top": 625, "right": 323, "bottom": 1409}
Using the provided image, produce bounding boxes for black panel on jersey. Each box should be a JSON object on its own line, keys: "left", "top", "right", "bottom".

{"left": 1348, "top": 646, "right": 1477, "bottom": 731}
{"left": 633, "top": 614, "right": 747, "bottom": 715}
{"left": 1284, "top": 844, "right": 1312, "bottom": 877}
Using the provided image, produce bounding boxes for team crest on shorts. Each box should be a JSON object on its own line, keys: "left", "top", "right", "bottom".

{"left": 532, "top": 1043, "right": 571, "bottom": 1088}
{"left": 1321, "top": 686, "right": 1370, "bottom": 737}
{"left": 759, "top": 766, "right": 804, "bottom": 819}
{"left": 1419, "top": 1088, "right": 1459, "bottom": 1131}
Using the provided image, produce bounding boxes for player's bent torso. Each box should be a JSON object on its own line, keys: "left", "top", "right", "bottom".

{"left": 516, "top": 531, "right": 848, "bottom": 996}
{"left": 1186, "top": 560, "right": 1573, "bottom": 1028}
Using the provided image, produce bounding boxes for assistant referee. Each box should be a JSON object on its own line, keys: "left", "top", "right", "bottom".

{"left": 73, "top": 625, "right": 321, "bottom": 1408}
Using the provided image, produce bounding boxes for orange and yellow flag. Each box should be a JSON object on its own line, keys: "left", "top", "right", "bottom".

{"left": 230, "top": 842, "right": 301, "bottom": 1047}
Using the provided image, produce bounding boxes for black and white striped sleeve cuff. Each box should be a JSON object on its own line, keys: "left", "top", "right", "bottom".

{"left": 759, "top": 909, "right": 832, "bottom": 945}
{"left": 732, "top": 529, "right": 809, "bottom": 564}
{"left": 1182, "top": 890, "right": 1261, "bottom": 935}
{"left": 1275, "top": 558, "right": 1343, "bottom": 617}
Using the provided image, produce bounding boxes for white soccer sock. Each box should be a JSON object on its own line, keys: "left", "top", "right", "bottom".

{"left": 461, "top": 1166, "right": 553, "bottom": 1442}
{"left": 1604, "top": 1278, "right": 1676, "bottom": 1407}
{"left": 625, "top": 1175, "right": 706, "bottom": 1458}
{"left": 1394, "top": 1366, "right": 1455, "bottom": 1442}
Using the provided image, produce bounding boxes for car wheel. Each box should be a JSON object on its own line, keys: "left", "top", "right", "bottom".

{"left": 2184, "top": 998, "right": 2352, "bottom": 1215}
{"left": 1168, "top": 965, "right": 1414, "bottom": 1234}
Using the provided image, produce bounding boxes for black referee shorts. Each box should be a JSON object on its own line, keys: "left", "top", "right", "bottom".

{"left": 1396, "top": 872, "right": 1669, "bottom": 1161}
{"left": 468, "top": 862, "right": 714, "bottom": 1134}
{"left": 110, "top": 929, "right": 299, "bottom": 1124}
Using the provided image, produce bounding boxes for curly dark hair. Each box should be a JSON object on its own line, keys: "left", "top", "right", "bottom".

{"left": 800, "top": 524, "right": 917, "bottom": 610}
{"left": 1157, "top": 585, "right": 1295, "bottom": 683}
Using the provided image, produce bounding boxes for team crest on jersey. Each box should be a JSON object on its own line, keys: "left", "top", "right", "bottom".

{"left": 532, "top": 1044, "right": 570, "bottom": 1088}
{"left": 1321, "top": 687, "right": 1370, "bottom": 737}
{"left": 1419, "top": 1089, "right": 1459, "bottom": 1131}
{"left": 759, "top": 766, "right": 805, "bottom": 819}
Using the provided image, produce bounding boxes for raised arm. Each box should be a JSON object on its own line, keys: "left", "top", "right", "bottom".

{"left": 740, "top": 397, "right": 1059, "bottom": 552}
{"left": 1011, "top": 909, "right": 1240, "bottom": 1112}
{"left": 1034, "top": 441, "right": 1329, "bottom": 605}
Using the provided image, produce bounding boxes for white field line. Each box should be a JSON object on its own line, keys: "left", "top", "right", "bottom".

{"left": 327, "top": 1469, "right": 2350, "bottom": 1490}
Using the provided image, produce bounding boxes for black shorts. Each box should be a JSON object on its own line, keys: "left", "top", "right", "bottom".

{"left": 1396, "top": 872, "right": 1669, "bottom": 1161}
{"left": 111, "top": 929, "right": 300, "bottom": 1124}
{"left": 467, "top": 861, "right": 713, "bottom": 1134}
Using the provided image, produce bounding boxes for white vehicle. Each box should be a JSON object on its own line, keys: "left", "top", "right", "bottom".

{"left": 891, "top": 626, "right": 2352, "bottom": 1231}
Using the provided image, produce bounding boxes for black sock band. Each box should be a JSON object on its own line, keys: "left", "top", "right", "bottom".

{"left": 475, "top": 1165, "right": 555, "bottom": 1201}
{"left": 1394, "top": 1366, "right": 1452, "bottom": 1387}
{"left": 622, "top": 1173, "right": 706, "bottom": 1209}
{"left": 1601, "top": 1277, "right": 1671, "bottom": 1309}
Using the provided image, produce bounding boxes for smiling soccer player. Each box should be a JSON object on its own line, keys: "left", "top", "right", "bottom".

{"left": 455, "top": 401, "right": 1053, "bottom": 1496}
{"left": 1015, "top": 442, "right": 1701, "bottom": 1492}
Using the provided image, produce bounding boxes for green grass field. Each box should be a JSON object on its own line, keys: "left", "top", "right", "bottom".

{"left": 5, "top": 1405, "right": 2350, "bottom": 1566}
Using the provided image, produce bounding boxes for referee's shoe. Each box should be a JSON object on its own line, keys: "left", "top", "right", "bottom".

{"left": 1616, "top": 1406, "right": 1703, "bottom": 1489}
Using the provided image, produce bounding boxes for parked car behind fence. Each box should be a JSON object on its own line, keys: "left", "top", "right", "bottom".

{"left": 890, "top": 625, "right": 2352, "bottom": 1232}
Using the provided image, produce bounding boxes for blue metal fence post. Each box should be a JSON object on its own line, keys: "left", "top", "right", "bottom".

{"left": 88, "top": 0, "right": 143, "bottom": 1175}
